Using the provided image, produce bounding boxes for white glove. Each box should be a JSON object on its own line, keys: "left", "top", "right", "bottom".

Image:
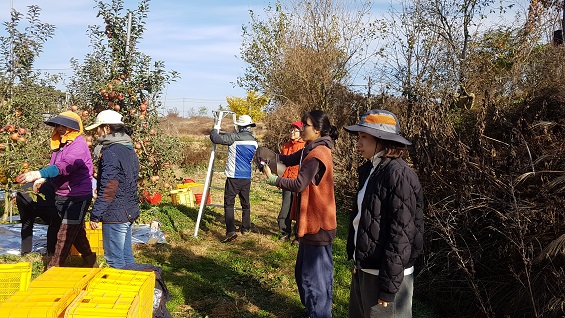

{"left": 33, "top": 178, "right": 46, "bottom": 193}
{"left": 16, "top": 170, "right": 42, "bottom": 184}
{"left": 213, "top": 124, "right": 221, "bottom": 130}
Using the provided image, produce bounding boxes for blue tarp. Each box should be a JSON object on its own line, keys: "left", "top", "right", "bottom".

{"left": 0, "top": 216, "right": 166, "bottom": 255}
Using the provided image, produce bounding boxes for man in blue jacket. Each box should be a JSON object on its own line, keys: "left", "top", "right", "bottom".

{"left": 210, "top": 114, "right": 258, "bottom": 242}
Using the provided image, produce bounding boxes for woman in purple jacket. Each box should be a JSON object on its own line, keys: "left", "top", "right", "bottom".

{"left": 17, "top": 111, "right": 97, "bottom": 268}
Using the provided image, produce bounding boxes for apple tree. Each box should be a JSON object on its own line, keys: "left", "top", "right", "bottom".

{"left": 67, "top": 0, "right": 180, "bottom": 196}
{"left": 0, "top": 5, "right": 62, "bottom": 191}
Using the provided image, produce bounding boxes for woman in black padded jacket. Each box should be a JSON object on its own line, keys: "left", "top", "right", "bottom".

{"left": 344, "top": 109, "right": 424, "bottom": 318}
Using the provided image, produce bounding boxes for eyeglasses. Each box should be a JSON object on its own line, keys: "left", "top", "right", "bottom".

{"left": 289, "top": 129, "right": 301, "bottom": 133}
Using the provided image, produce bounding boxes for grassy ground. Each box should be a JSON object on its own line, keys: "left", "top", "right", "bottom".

{"left": 0, "top": 165, "right": 436, "bottom": 317}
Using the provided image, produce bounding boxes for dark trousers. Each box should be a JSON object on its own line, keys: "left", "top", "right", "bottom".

{"left": 223, "top": 178, "right": 251, "bottom": 234}
{"left": 349, "top": 269, "right": 414, "bottom": 318}
{"left": 16, "top": 194, "right": 60, "bottom": 255}
{"left": 278, "top": 190, "right": 295, "bottom": 237}
{"left": 295, "top": 243, "right": 334, "bottom": 318}
{"left": 49, "top": 195, "right": 93, "bottom": 267}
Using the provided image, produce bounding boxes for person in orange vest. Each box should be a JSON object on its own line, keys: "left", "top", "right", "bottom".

{"left": 278, "top": 121, "right": 305, "bottom": 243}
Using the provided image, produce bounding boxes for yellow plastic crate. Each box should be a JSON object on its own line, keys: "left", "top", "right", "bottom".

{"left": 30, "top": 267, "right": 101, "bottom": 293}
{"left": 71, "top": 222, "right": 104, "bottom": 256}
{"left": 169, "top": 188, "right": 195, "bottom": 207}
{"left": 86, "top": 268, "right": 155, "bottom": 318}
{"left": 176, "top": 182, "right": 202, "bottom": 189}
{"left": 0, "top": 287, "right": 77, "bottom": 318}
{"left": 64, "top": 290, "right": 140, "bottom": 318}
{"left": 0, "top": 262, "right": 32, "bottom": 302}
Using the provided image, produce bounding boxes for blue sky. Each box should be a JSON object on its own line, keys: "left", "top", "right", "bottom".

{"left": 2, "top": 0, "right": 274, "bottom": 117}
{"left": 2, "top": 0, "right": 526, "bottom": 117}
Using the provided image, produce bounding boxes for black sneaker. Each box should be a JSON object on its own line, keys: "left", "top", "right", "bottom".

{"left": 221, "top": 232, "right": 238, "bottom": 243}
{"left": 291, "top": 238, "right": 299, "bottom": 247}
{"left": 279, "top": 234, "right": 290, "bottom": 242}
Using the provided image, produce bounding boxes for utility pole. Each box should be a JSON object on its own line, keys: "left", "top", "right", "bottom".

{"left": 125, "top": 12, "right": 133, "bottom": 54}
{"left": 366, "top": 77, "right": 372, "bottom": 112}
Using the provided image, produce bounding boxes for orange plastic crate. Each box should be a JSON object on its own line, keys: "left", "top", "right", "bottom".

{"left": 0, "top": 288, "right": 77, "bottom": 318}
{"left": 64, "top": 290, "right": 140, "bottom": 318}
{"left": 0, "top": 262, "right": 32, "bottom": 302}
{"left": 70, "top": 222, "right": 104, "bottom": 256}
{"left": 30, "top": 267, "right": 101, "bottom": 293}
{"left": 86, "top": 268, "right": 155, "bottom": 318}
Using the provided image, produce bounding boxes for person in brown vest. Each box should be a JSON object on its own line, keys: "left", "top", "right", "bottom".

{"left": 261, "top": 109, "right": 338, "bottom": 318}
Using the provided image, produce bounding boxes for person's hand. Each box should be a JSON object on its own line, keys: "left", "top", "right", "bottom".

{"left": 32, "top": 178, "right": 46, "bottom": 193}
{"left": 213, "top": 123, "right": 221, "bottom": 130}
{"left": 15, "top": 171, "right": 41, "bottom": 184}
{"left": 90, "top": 222, "right": 100, "bottom": 230}
{"left": 263, "top": 163, "right": 272, "bottom": 178}
{"left": 378, "top": 299, "right": 389, "bottom": 308}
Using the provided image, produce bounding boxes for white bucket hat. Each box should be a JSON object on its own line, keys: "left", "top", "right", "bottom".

{"left": 85, "top": 110, "right": 124, "bottom": 130}
{"left": 236, "top": 115, "right": 256, "bottom": 127}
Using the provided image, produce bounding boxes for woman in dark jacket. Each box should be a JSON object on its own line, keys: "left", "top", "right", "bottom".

{"left": 262, "top": 110, "right": 338, "bottom": 318}
{"left": 343, "top": 109, "right": 424, "bottom": 318}
{"left": 85, "top": 110, "right": 140, "bottom": 269}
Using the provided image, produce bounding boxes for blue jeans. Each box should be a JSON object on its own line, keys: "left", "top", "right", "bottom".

{"left": 102, "top": 222, "right": 136, "bottom": 269}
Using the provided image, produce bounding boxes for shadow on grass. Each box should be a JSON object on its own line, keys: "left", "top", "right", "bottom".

{"left": 165, "top": 201, "right": 280, "bottom": 240}
{"left": 138, "top": 243, "right": 304, "bottom": 318}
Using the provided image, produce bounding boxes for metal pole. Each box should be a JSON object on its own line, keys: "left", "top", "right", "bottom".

{"left": 193, "top": 143, "right": 216, "bottom": 237}
{"left": 125, "top": 12, "right": 132, "bottom": 54}
{"left": 193, "top": 110, "right": 235, "bottom": 237}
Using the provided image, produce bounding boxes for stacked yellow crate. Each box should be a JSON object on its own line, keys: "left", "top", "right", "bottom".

{"left": 83, "top": 268, "right": 155, "bottom": 318}
{"left": 0, "top": 266, "right": 154, "bottom": 318}
{"left": 0, "top": 267, "right": 99, "bottom": 317}
{"left": 30, "top": 267, "right": 101, "bottom": 292}
{"left": 65, "top": 289, "right": 141, "bottom": 318}
{"left": 0, "top": 288, "right": 77, "bottom": 317}
{"left": 0, "top": 262, "right": 32, "bottom": 302}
